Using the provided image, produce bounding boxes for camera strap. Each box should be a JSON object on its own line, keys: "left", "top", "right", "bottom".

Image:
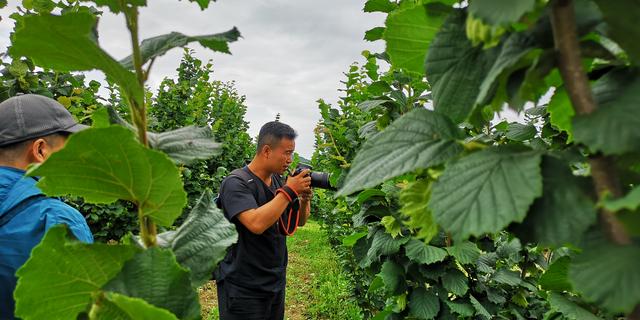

{"left": 217, "top": 167, "right": 269, "bottom": 207}
{"left": 276, "top": 186, "right": 300, "bottom": 236}
{"left": 219, "top": 167, "right": 301, "bottom": 236}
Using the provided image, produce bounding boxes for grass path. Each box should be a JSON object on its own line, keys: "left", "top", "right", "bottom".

{"left": 199, "top": 220, "right": 362, "bottom": 319}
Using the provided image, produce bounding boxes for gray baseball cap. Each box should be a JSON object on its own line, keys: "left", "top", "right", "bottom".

{"left": 0, "top": 94, "right": 89, "bottom": 147}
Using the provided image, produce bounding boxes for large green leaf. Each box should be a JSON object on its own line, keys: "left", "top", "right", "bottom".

{"left": 352, "top": 236, "right": 372, "bottom": 267}
{"left": 91, "top": 107, "right": 112, "bottom": 128}
{"left": 352, "top": 204, "right": 391, "bottom": 228}
{"left": 383, "top": 2, "right": 451, "bottom": 75}
{"left": 368, "top": 275, "right": 385, "bottom": 293}
{"left": 517, "top": 156, "right": 597, "bottom": 247}
{"left": 539, "top": 256, "right": 572, "bottom": 292}
{"left": 430, "top": 146, "right": 543, "bottom": 240}
{"left": 469, "top": 295, "right": 491, "bottom": 319}
{"left": 594, "top": 0, "right": 640, "bottom": 64}
{"left": 404, "top": 239, "right": 448, "bottom": 265}
{"left": 477, "top": 252, "right": 498, "bottom": 273}
{"left": 425, "top": 10, "right": 500, "bottom": 123}
{"left": 496, "top": 237, "right": 522, "bottom": 261}
{"left": 358, "top": 99, "right": 395, "bottom": 112}
{"left": 476, "top": 32, "right": 538, "bottom": 106}
{"left": 14, "top": 226, "right": 138, "bottom": 320}
{"left": 28, "top": 126, "right": 187, "bottom": 227}
{"left": 355, "top": 189, "right": 387, "bottom": 205}
{"left": 106, "top": 106, "right": 221, "bottom": 165}
{"left": 569, "top": 230, "right": 640, "bottom": 313}
{"left": 548, "top": 293, "right": 600, "bottom": 320}
{"left": 364, "top": 0, "right": 397, "bottom": 13}
{"left": 409, "top": 287, "right": 440, "bottom": 319}
{"left": 441, "top": 269, "right": 469, "bottom": 296}
{"left": 119, "top": 28, "right": 241, "bottom": 69}
{"left": 359, "top": 228, "right": 409, "bottom": 268}
{"left": 492, "top": 268, "right": 521, "bottom": 286}
{"left": 444, "top": 299, "right": 474, "bottom": 317}
{"left": 468, "top": 0, "right": 536, "bottom": 25}
{"left": 381, "top": 216, "right": 404, "bottom": 238}
{"left": 24, "top": 0, "right": 56, "bottom": 13}
{"left": 573, "top": 68, "right": 640, "bottom": 155}
{"left": 342, "top": 231, "right": 368, "bottom": 247}
{"left": 602, "top": 185, "right": 640, "bottom": 212}
{"left": 147, "top": 126, "right": 221, "bottom": 165}
{"left": 379, "top": 260, "right": 405, "bottom": 294}
{"left": 337, "top": 108, "right": 464, "bottom": 196}
{"left": 505, "top": 123, "right": 536, "bottom": 141}
{"left": 366, "top": 228, "right": 410, "bottom": 257}
{"left": 446, "top": 241, "right": 481, "bottom": 265}
{"left": 91, "top": 293, "right": 178, "bottom": 320}
{"left": 103, "top": 248, "right": 200, "bottom": 320}
{"left": 9, "top": 12, "right": 143, "bottom": 106}
{"left": 400, "top": 180, "right": 439, "bottom": 242}
{"left": 364, "top": 27, "right": 385, "bottom": 42}
{"left": 165, "top": 190, "right": 238, "bottom": 287}
{"left": 547, "top": 86, "right": 574, "bottom": 141}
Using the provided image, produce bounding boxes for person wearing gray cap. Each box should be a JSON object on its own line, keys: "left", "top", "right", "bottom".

{"left": 0, "top": 94, "right": 94, "bottom": 320}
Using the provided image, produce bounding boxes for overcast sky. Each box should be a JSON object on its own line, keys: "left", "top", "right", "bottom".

{"left": 0, "top": 0, "right": 386, "bottom": 158}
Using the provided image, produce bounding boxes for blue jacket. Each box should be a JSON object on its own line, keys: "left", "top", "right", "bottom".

{"left": 0, "top": 166, "right": 93, "bottom": 320}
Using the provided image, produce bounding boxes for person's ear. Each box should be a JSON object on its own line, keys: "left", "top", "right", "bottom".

{"left": 29, "top": 138, "right": 48, "bottom": 164}
{"left": 262, "top": 144, "right": 271, "bottom": 159}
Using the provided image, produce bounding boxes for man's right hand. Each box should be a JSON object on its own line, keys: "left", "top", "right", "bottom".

{"left": 286, "top": 169, "right": 312, "bottom": 195}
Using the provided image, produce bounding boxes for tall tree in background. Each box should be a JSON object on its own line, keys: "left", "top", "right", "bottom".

{"left": 150, "top": 49, "right": 254, "bottom": 210}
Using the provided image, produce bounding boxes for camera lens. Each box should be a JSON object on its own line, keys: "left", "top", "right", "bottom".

{"left": 310, "top": 172, "right": 334, "bottom": 190}
{"left": 294, "top": 163, "right": 335, "bottom": 190}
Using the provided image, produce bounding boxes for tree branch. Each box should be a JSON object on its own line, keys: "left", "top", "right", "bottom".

{"left": 123, "top": 3, "right": 149, "bottom": 148}
{"left": 550, "top": 8, "right": 638, "bottom": 320}
{"left": 122, "top": 1, "right": 156, "bottom": 247}
{"left": 550, "top": 0, "right": 631, "bottom": 246}
{"left": 138, "top": 205, "right": 157, "bottom": 248}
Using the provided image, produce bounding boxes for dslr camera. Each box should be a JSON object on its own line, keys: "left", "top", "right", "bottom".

{"left": 292, "top": 163, "right": 335, "bottom": 190}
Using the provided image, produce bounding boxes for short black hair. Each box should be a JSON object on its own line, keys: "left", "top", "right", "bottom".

{"left": 257, "top": 121, "right": 297, "bottom": 153}
{"left": 0, "top": 132, "right": 69, "bottom": 162}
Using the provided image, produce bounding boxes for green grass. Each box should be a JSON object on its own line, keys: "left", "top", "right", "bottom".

{"left": 286, "top": 219, "right": 363, "bottom": 320}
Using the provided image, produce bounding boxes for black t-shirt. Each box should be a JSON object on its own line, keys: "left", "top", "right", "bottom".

{"left": 215, "top": 166, "right": 287, "bottom": 294}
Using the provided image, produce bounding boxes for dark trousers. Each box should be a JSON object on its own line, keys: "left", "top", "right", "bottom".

{"left": 217, "top": 280, "right": 285, "bottom": 320}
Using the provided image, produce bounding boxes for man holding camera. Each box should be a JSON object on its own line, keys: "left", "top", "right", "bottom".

{"left": 215, "top": 121, "right": 312, "bottom": 320}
